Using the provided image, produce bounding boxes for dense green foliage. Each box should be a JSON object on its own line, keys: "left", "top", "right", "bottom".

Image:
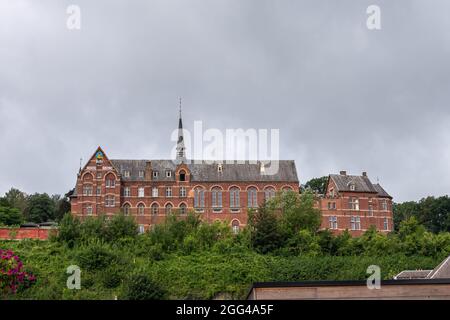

{"left": 0, "top": 188, "right": 71, "bottom": 225}
{"left": 303, "top": 176, "right": 328, "bottom": 194}
{"left": 394, "top": 196, "right": 450, "bottom": 233}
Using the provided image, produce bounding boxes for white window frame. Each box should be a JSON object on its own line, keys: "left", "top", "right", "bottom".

{"left": 329, "top": 216, "right": 337, "bottom": 229}
{"left": 351, "top": 216, "right": 361, "bottom": 230}
{"left": 138, "top": 204, "right": 145, "bottom": 215}
{"left": 124, "top": 187, "right": 131, "bottom": 197}
{"left": 152, "top": 187, "right": 158, "bottom": 197}
{"left": 180, "top": 187, "right": 186, "bottom": 197}
{"left": 166, "top": 187, "right": 172, "bottom": 197}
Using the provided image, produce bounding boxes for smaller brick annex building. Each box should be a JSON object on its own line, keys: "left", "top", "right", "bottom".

{"left": 317, "top": 171, "right": 393, "bottom": 236}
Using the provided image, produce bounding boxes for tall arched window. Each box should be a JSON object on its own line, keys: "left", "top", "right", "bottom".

{"left": 105, "top": 173, "right": 116, "bottom": 188}
{"left": 151, "top": 203, "right": 159, "bottom": 215}
{"left": 211, "top": 187, "right": 222, "bottom": 209}
{"left": 122, "top": 203, "right": 131, "bottom": 215}
{"left": 194, "top": 188, "right": 205, "bottom": 209}
{"left": 231, "top": 220, "right": 240, "bottom": 234}
{"left": 179, "top": 203, "right": 187, "bottom": 215}
{"left": 264, "top": 187, "right": 276, "bottom": 201}
{"left": 230, "top": 187, "right": 240, "bottom": 209}
{"left": 165, "top": 203, "right": 173, "bottom": 215}
{"left": 137, "top": 203, "right": 145, "bottom": 215}
{"left": 247, "top": 187, "right": 258, "bottom": 208}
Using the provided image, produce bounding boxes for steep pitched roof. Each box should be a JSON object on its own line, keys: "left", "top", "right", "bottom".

{"left": 110, "top": 159, "right": 299, "bottom": 182}
{"left": 427, "top": 256, "right": 450, "bottom": 279}
{"left": 372, "top": 183, "right": 392, "bottom": 198}
{"left": 329, "top": 174, "right": 378, "bottom": 193}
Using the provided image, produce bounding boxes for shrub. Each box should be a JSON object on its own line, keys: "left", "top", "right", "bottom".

{"left": 123, "top": 273, "right": 166, "bottom": 300}
{"left": 0, "top": 249, "right": 36, "bottom": 295}
{"left": 76, "top": 243, "right": 119, "bottom": 271}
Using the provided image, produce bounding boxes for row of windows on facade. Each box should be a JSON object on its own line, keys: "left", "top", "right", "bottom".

{"left": 86, "top": 188, "right": 278, "bottom": 213}
{"left": 328, "top": 216, "right": 390, "bottom": 231}
{"left": 135, "top": 219, "right": 241, "bottom": 235}
{"left": 82, "top": 186, "right": 282, "bottom": 207}
{"left": 115, "top": 169, "right": 186, "bottom": 180}
{"left": 326, "top": 198, "right": 389, "bottom": 211}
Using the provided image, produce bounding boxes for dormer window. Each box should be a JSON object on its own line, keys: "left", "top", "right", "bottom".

{"left": 179, "top": 170, "right": 186, "bottom": 181}
{"left": 166, "top": 170, "right": 172, "bottom": 178}
{"left": 153, "top": 171, "right": 159, "bottom": 179}
{"left": 139, "top": 170, "right": 145, "bottom": 178}
{"left": 123, "top": 170, "right": 130, "bottom": 178}
{"left": 217, "top": 164, "right": 223, "bottom": 173}
{"left": 349, "top": 184, "right": 356, "bottom": 191}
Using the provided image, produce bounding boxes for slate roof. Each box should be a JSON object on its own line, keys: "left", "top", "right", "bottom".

{"left": 329, "top": 174, "right": 378, "bottom": 193}
{"left": 329, "top": 174, "right": 392, "bottom": 198}
{"left": 394, "top": 270, "right": 432, "bottom": 280}
{"left": 372, "top": 183, "right": 392, "bottom": 198}
{"left": 110, "top": 159, "right": 299, "bottom": 182}
{"left": 394, "top": 255, "right": 450, "bottom": 280}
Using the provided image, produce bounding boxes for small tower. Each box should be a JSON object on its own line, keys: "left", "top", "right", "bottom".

{"left": 176, "top": 98, "right": 187, "bottom": 162}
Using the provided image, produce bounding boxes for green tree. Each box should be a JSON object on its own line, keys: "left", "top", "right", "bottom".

{"left": 247, "top": 204, "right": 283, "bottom": 254}
{"left": 268, "top": 190, "right": 322, "bottom": 237}
{"left": 0, "top": 206, "right": 23, "bottom": 226}
{"left": 24, "top": 193, "right": 55, "bottom": 223}
{"left": 104, "top": 213, "right": 138, "bottom": 242}
{"left": 52, "top": 193, "right": 71, "bottom": 222}
{"left": 4, "top": 188, "right": 28, "bottom": 213}
{"left": 304, "top": 176, "right": 328, "bottom": 194}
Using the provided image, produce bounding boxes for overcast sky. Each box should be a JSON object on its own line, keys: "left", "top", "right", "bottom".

{"left": 1, "top": 0, "right": 449, "bottom": 202}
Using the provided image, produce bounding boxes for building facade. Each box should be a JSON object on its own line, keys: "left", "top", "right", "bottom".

{"left": 317, "top": 171, "right": 393, "bottom": 236}
{"left": 69, "top": 113, "right": 393, "bottom": 235}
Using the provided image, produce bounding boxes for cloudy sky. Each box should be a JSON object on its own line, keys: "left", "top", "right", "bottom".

{"left": 1, "top": 0, "right": 449, "bottom": 202}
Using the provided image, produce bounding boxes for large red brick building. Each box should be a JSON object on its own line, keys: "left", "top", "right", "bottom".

{"left": 70, "top": 113, "right": 393, "bottom": 235}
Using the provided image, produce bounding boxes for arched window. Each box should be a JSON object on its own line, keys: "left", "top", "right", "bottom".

{"left": 179, "top": 170, "right": 186, "bottom": 182}
{"left": 122, "top": 203, "right": 131, "bottom": 215}
{"left": 179, "top": 203, "right": 187, "bottom": 215}
{"left": 211, "top": 187, "right": 222, "bottom": 209}
{"left": 194, "top": 188, "right": 205, "bottom": 209}
{"left": 137, "top": 203, "right": 145, "bottom": 215}
{"left": 247, "top": 187, "right": 258, "bottom": 208}
{"left": 151, "top": 203, "right": 159, "bottom": 215}
{"left": 165, "top": 203, "right": 173, "bottom": 215}
{"left": 231, "top": 220, "right": 240, "bottom": 234}
{"left": 264, "top": 187, "right": 276, "bottom": 201}
{"left": 230, "top": 187, "right": 240, "bottom": 209}
{"left": 105, "top": 173, "right": 116, "bottom": 188}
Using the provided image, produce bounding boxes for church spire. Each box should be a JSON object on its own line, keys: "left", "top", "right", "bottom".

{"left": 176, "top": 98, "right": 186, "bottom": 162}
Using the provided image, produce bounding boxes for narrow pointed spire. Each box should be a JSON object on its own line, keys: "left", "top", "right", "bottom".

{"left": 176, "top": 98, "right": 186, "bottom": 162}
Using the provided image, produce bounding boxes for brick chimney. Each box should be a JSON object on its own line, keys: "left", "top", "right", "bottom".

{"left": 340, "top": 170, "right": 347, "bottom": 176}
{"left": 362, "top": 171, "right": 367, "bottom": 177}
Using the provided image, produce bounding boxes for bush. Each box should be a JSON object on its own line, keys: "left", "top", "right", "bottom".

{"left": 76, "top": 243, "right": 119, "bottom": 271}
{"left": 0, "top": 249, "right": 36, "bottom": 295}
{"left": 122, "top": 273, "right": 166, "bottom": 300}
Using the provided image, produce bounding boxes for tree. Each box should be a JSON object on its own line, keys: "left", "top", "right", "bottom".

{"left": 24, "top": 193, "right": 55, "bottom": 223}
{"left": 53, "top": 193, "right": 71, "bottom": 222}
{"left": 304, "top": 176, "right": 328, "bottom": 194}
{"left": 4, "top": 188, "right": 27, "bottom": 213}
{"left": 247, "top": 204, "right": 283, "bottom": 254}
{"left": 0, "top": 206, "right": 23, "bottom": 226}
{"left": 268, "top": 190, "right": 322, "bottom": 237}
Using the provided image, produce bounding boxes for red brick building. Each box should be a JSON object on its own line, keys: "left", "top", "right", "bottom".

{"left": 317, "top": 171, "right": 393, "bottom": 236}
{"left": 69, "top": 113, "right": 393, "bottom": 236}
{"left": 69, "top": 112, "right": 299, "bottom": 233}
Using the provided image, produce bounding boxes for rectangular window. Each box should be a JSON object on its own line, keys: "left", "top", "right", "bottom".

{"left": 105, "top": 195, "right": 115, "bottom": 207}
{"left": 139, "top": 170, "right": 145, "bottom": 178}
{"left": 106, "top": 179, "right": 115, "bottom": 188}
{"left": 123, "top": 170, "right": 130, "bottom": 178}
{"left": 384, "top": 218, "right": 389, "bottom": 231}
{"left": 96, "top": 186, "right": 101, "bottom": 195}
{"left": 368, "top": 204, "right": 374, "bottom": 216}
{"left": 86, "top": 205, "right": 93, "bottom": 215}
{"left": 381, "top": 200, "right": 388, "bottom": 211}
{"left": 351, "top": 216, "right": 361, "bottom": 230}
{"left": 166, "top": 187, "right": 172, "bottom": 197}
{"left": 153, "top": 171, "right": 159, "bottom": 178}
{"left": 138, "top": 187, "right": 145, "bottom": 198}
{"left": 327, "top": 202, "right": 336, "bottom": 210}
{"left": 329, "top": 216, "right": 337, "bottom": 229}
{"left": 124, "top": 187, "right": 131, "bottom": 197}
{"left": 166, "top": 170, "right": 172, "bottom": 178}
{"left": 349, "top": 197, "right": 360, "bottom": 210}
{"left": 83, "top": 185, "right": 93, "bottom": 196}
{"left": 180, "top": 187, "right": 186, "bottom": 197}
{"left": 152, "top": 187, "right": 158, "bottom": 197}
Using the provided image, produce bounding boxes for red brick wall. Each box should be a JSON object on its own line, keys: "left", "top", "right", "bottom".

{"left": 0, "top": 228, "right": 55, "bottom": 240}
